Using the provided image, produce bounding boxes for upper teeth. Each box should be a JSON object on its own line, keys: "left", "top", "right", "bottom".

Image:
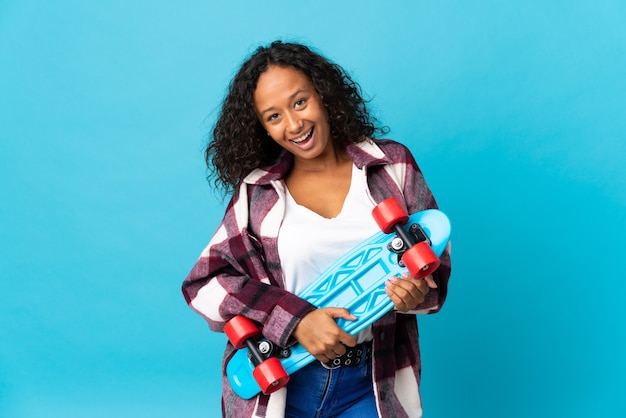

{"left": 291, "top": 128, "right": 312, "bottom": 144}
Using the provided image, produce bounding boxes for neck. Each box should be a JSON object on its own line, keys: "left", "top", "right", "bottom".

{"left": 292, "top": 144, "right": 350, "bottom": 173}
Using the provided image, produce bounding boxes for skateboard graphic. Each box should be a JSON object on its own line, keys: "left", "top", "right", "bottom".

{"left": 224, "top": 197, "right": 451, "bottom": 400}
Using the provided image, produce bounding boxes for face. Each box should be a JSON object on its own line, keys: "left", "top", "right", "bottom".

{"left": 254, "top": 65, "right": 332, "bottom": 163}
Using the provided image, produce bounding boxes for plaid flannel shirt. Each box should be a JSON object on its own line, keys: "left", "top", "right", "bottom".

{"left": 182, "top": 138, "right": 452, "bottom": 418}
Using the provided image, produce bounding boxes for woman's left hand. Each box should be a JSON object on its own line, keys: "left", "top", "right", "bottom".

{"left": 385, "top": 273, "right": 437, "bottom": 312}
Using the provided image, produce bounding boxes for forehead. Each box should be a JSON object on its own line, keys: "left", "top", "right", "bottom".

{"left": 254, "top": 66, "right": 314, "bottom": 103}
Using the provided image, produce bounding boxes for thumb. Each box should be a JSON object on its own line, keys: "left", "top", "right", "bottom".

{"left": 325, "top": 307, "right": 356, "bottom": 321}
{"left": 424, "top": 274, "right": 438, "bottom": 289}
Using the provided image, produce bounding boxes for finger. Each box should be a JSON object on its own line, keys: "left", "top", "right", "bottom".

{"left": 412, "top": 277, "right": 430, "bottom": 294}
{"left": 322, "top": 308, "right": 357, "bottom": 347}
{"left": 402, "top": 271, "right": 437, "bottom": 289}
{"left": 387, "top": 276, "right": 423, "bottom": 300}
{"left": 401, "top": 274, "right": 431, "bottom": 296}
{"left": 325, "top": 307, "right": 357, "bottom": 321}
{"left": 386, "top": 277, "right": 427, "bottom": 312}
{"left": 424, "top": 274, "right": 438, "bottom": 289}
{"left": 317, "top": 353, "right": 332, "bottom": 363}
{"left": 294, "top": 310, "right": 346, "bottom": 354}
{"left": 338, "top": 331, "right": 357, "bottom": 348}
{"left": 332, "top": 344, "right": 347, "bottom": 357}
{"left": 385, "top": 281, "right": 408, "bottom": 311}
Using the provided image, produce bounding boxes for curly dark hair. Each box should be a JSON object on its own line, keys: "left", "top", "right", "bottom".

{"left": 206, "top": 40, "right": 388, "bottom": 193}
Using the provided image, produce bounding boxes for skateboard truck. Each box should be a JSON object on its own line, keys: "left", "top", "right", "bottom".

{"left": 250, "top": 340, "right": 291, "bottom": 362}
{"left": 224, "top": 315, "right": 290, "bottom": 394}
{"left": 372, "top": 198, "right": 440, "bottom": 278}
{"left": 388, "top": 223, "right": 432, "bottom": 268}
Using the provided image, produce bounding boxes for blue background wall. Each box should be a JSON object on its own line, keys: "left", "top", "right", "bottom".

{"left": 1, "top": 1, "right": 624, "bottom": 417}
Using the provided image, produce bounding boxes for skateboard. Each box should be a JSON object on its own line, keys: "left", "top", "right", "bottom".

{"left": 224, "top": 197, "right": 451, "bottom": 399}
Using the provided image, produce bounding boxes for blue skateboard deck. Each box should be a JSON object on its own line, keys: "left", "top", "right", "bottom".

{"left": 226, "top": 208, "right": 451, "bottom": 399}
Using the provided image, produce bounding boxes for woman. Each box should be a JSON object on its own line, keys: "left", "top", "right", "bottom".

{"left": 182, "top": 40, "right": 451, "bottom": 418}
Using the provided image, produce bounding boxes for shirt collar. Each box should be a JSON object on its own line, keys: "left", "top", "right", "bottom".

{"left": 243, "top": 138, "right": 392, "bottom": 186}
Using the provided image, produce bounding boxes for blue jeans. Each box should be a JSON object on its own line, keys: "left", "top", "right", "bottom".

{"left": 285, "top": 348, "right": 377, "bottom": 418}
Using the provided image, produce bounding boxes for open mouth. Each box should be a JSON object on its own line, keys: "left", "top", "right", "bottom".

{"left": 290, "top": 127, "right": 314, "bottom": 145}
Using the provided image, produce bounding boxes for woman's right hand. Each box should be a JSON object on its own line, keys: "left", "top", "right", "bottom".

{"left": 292, "top": 308, "right": 357, "bottom": 363}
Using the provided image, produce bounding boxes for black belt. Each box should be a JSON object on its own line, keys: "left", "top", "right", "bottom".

{"left": 322, "top": 341, "right": 372, "bottom": 369}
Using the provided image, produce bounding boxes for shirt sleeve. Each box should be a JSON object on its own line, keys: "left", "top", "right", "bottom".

{"left": 181, "top": 187, "right": 316, "bottom": 347}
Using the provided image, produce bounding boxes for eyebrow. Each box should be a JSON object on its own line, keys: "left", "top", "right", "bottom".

{"left": 258, "top": 88, "right": 309, "bottom": 116}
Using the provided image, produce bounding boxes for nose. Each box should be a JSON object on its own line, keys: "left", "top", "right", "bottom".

{"left": 285, "top": 112, "right": 303, "bottom": 134}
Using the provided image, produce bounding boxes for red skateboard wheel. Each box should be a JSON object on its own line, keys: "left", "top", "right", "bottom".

{"left": 372, "top": 198, "right": 409, "bottom": 234}
{"left": 224, "top": 315, "right": 261, "bottom": 349}
{"left": 401, "top": 241, "right": 440, "bottom": 279}
{"left": 253, "top": 357, "right": 290, "bottom": 394}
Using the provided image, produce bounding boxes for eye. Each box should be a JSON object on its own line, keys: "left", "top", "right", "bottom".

{"left": 267, "top": 113, "right": 280, "bottom": 122}
{"left": 294, "top": 98, "right": 306, "bottom": 108}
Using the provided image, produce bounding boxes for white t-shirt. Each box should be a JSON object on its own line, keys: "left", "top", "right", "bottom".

{"left": 278, "top": 164, "right": 379, "bottom": 343}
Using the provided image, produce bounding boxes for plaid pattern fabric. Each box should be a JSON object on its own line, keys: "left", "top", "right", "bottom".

{"left": 182, "top": 139, "right": 452, "bottom": 418}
